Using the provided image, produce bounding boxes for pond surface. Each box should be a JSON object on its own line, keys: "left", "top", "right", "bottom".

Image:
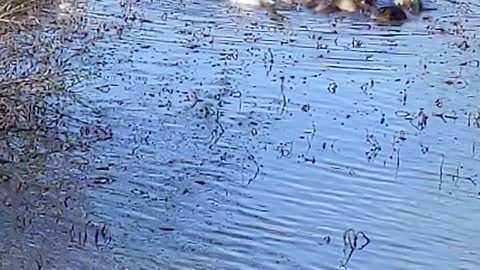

{"left": 1, "top": 0, "right": 480, "bottom": 269}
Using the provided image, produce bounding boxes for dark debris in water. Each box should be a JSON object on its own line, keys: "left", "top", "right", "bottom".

{"left": 318, "top": 235, "right": 331, "bottom": 246}
{"left": 70, "top": 222, "right": 112, "bottom": 249}
{"left": 365, "top": 130, "right": 381, "bottom": 162}
{"left": 327, "top": 82, "right": 338, "bottom": 94}
{"left": 340, "top": 228, "right": 370, "bottom": 269}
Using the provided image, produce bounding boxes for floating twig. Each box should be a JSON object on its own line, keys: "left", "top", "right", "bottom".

{"left": 439, "top": 154, "right": 445, "bottom": 191}
{"left": 340, "top": 228, "right": 370, "bottom": 269}
{"left": 242, "top": 154, "right": 260, "bottom": 185}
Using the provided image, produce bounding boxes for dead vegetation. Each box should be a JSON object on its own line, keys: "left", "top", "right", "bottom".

{"left": 0, "top": 0, "right": 54, "bottom": 28}
{"left": 0, "top": 3, "right": 109, "bottom": 267}
{"left": 0, "top": 0, "right": 90, "bottom": 163}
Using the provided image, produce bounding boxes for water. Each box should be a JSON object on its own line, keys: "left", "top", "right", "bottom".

{"left": 1, "top": 0, "right": 480, "bottom": 269}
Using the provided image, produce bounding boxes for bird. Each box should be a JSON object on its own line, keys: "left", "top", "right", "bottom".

{"left": 228, "top": 0, "right": 304, "bottom": 9}
{"left": 227, "top": 0, "right": 274, "bottom": 9}
{"left": 367, "top": 6, "right": 408, "bottom": 22}
{"left": 394, "top": 0, "right": 431, "bottom": 15}
{"left": 305, "top": 0, "right": 368, "bottom": 13}
{"left": 362, "top": 0, "right": 433, "bottom": 22}
{"left": 303, "top": 0, "right": 410, "bottom": 22}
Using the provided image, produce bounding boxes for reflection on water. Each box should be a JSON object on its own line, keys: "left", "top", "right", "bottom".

{"left": 0, "top": 1, "right": 117, "bottom": 269}
{"left": 2, "top": 0, "right": 480, "bottom": 269}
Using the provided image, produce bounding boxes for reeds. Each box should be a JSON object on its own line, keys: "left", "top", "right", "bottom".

{"left": 0, "top": 0, "right": 53, "bottom": 27}
{"left": 0, "top": 0, "right": 82, "bottom": 161}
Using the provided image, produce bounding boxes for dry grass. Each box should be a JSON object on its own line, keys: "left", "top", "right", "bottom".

{"left": 0, "top": 0, "right": 117, "bottom": 174}
{"left": 0, "top": 0, "right": 53, "bottom": 27}
{"left": 0, "top": 0, "right": 121, "bottom": 167}
{"left": 0, "top": 0, "right": 86, "bottom": 161}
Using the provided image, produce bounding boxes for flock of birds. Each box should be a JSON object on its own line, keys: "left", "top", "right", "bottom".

{"left": 228, "top": 0, "right": 433, "bottom": 22}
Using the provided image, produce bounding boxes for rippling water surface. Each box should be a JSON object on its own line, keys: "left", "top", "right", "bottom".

{"left": 2, "top": 0, "right": 480, "bottom": 269}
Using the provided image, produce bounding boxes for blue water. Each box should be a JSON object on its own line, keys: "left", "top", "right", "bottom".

{"left": 1, "top": 0, "right": 480, "bottom": 269}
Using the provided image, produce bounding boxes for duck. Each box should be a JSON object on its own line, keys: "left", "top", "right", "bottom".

{"left": 367, "top": 6, "right": 408, "bottom": 22}
{"left": 228, "top": 0, "right": 304, "bottom": 9}
{"left": 228, "top": 0, "right": 274, "bottom": 9}
{"left": 361, "top": 0, "right": 408, "bottom": 22}
{"left": 395, "top": 0, "right": 431, "bottom": 15}
{"left": 363, "top": 0, "right": 432, "bottom": 22}
{"left": 305, "top": 0, "right": 368, "bottom": 13}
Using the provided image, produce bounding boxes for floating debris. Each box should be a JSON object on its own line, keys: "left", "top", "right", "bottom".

{"left": 328, "top": 82, "right": 338, "bottom": 94}
{"left": 340, "top": 228, "right": 370, "bottom": 269}
{"left": 366, "top": 130, "right": 381, "bottom": 161}
{"left": 318, "top": 235, "right": 331, "bottom": 245}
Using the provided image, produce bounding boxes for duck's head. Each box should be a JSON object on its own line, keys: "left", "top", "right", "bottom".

{"left": 370, "top": 5, "right": 407, "bottom": 22}
{"left": 394, "top": 0, "right": 422, "bottom": 14}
